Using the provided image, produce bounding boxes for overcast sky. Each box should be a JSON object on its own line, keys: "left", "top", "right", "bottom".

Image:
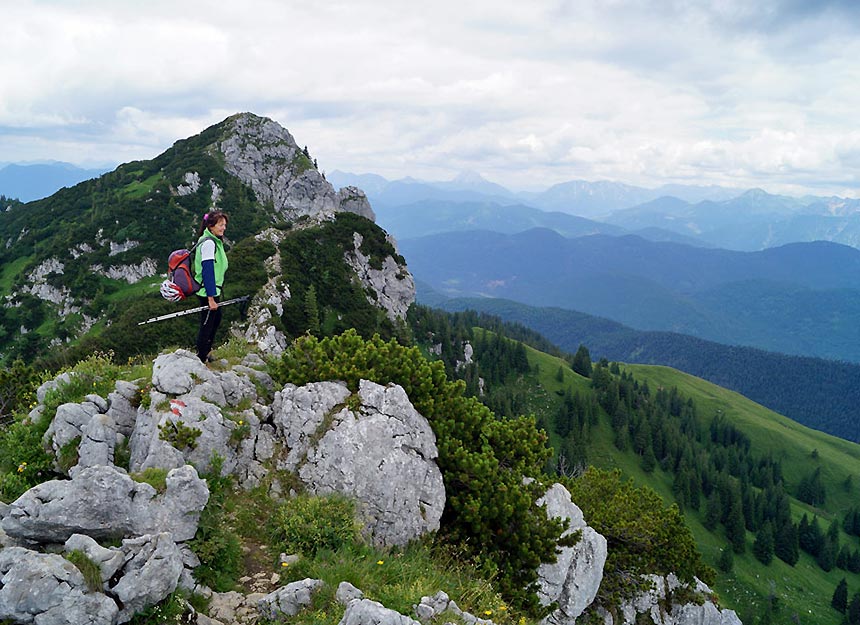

{"left": 4, "top": 0, "right": 860, "bottom": 196}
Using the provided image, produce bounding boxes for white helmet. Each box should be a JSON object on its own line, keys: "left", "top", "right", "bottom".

{"left": 160, "top": 279, "right": 184, "bottom": 302}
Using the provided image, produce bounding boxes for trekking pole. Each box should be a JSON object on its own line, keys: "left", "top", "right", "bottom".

{"left": 137, "top": 296, "right": 251, "bottom": 326}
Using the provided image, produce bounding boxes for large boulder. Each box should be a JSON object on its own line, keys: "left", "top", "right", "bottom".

{"left": 130, "top": 350, "right": 266, "bottom": 477}
{"left": 537, "top": 483, "right": 608, "bottom": 624}
{"left": 111, "top": 533, "right": 185, "bottom": 624}
{"left": 2, "top": 464, "right": 209, "bottom": 543}
{"left": 0, "top": 546, "right": 118, "bottom": 625}
{"left": 272, "top": 379, "right": 445, "bottom": 547}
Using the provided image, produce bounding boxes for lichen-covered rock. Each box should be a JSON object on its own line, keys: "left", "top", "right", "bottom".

{"left": 74, "top": 413, "right": 117, "bottom": 473}
{"left": 271, "top": 381, "right": 352, "bottom": 471}
{"left": 2, "top": 464, "right": 208, "bottom": 543}
{"left": 0, "top": 546, "right": 118, "bottom": 625}
{"left": 273, "top": 379, "right": 444, "bottom": 547}
{"left": 45, "top": 400, "right": 102, "bottom": 458}
{"left": 612, "top": 574, "right": 743, "bottom": 625}
{"left": 151, "top": 349, "right": 222, "bottom": 398}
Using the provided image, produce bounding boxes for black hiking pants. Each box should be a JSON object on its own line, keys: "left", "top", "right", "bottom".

{"left": 196, "top": 296, "right": 222, "bottom": 362}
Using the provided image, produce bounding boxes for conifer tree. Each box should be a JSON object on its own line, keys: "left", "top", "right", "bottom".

{"left": 717, "top": 546, "right": 734, "bottom": 573}
{"left": 571, "top": 344, "right": 592, "bottom": 377}
{"left": 848, "top": 591, "right": 860, "bottom": 625}
{"left": 753, "top": 521, "right": 775, "bottom": 565}
{"left": 832, "top": 578, "right": 848, "bottom": 614}
{"left": 303, "top": 284, "right": 320, "bottom": 335}
{"left": 704, "top": 491, "right": 722, "bottom": 531}
{"left": 774, "top": 520, "right": 799, "bottom": 566}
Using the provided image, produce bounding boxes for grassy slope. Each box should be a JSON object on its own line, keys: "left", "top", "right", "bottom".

{"left": 519, "top": 345, "right": 860, "bottom": 624}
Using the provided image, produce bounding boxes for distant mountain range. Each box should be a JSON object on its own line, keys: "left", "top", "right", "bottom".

{"left": 328, "top": 170, "right": 747, "bottom": 219}
{"left": 604, "top": 189, "right": 860, "bottom": 251}
{"left": 399, "top": 230, "right": 860, "bottom": 362}
{"left": 0, "top": 162, "right": 111, "bottom": 202}
{"left": 330, "top": 170, "right": 860, "bottom": 251}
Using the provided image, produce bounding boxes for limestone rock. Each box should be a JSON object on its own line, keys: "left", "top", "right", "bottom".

{"left": 340, "top": 598, "right": 423, "bottom": 625}
{"left": 45, "top": 400, "right": 102, "bottom": 458}
{"left": 344, "top": 232, "right": 415, "bottom": 322}
{"left": 538, "top": 483, "right": 608, "bottom": 625}
{"left": 257, "top": 578, "right": 324, "bottom": 620}
{"left": 151, "top": 349, "right": 220, "bottom": 397}
{"left": 274, "top": 379, "right": 445, "bottom": 546}
{"left": 111, "top": 533, "right": 184, "bottom": 624}
{"left": 219, "top": 113, "right": 373, "bottom": 222}
{"left": 0, "top": 546, "right": 118, "bottom": 625}
{"left": 74, "top": 413, "right": 117, "bottom": 473}
{"left": 64, "top": 533, "right": 125, "bottom": 584}
{"left": 2, "top": 464, "right": 208, "bottom": 543}
{"left": 614, "top": 574, "right": 743, "bottom": 625}
{"left": 336, "top": 581, "right": 365, "bottom": 605}
{"left": 106, "top": 380, "right": 143, "bottom": 436}
{"left": 271, "top": 381, "right": 352, "bottom": 471}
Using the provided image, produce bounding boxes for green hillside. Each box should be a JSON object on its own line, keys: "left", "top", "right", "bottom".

{"left": 526, "top": 349, "right": 860, "bottom": 625}
{"left": 409, "top": 306, "right": 860, "bottom": 624}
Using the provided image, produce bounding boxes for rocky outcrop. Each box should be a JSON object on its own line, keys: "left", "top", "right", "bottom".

{"left": 234, "top": 228, "right": 293, "bottom": 356}
{"left": 607, "top": 574, "right": 742, "bottom": 625}
{"left": 271, "top": 379, "right": 445, "bottom": 547}
{"left": 0, "top": 547, "right": 119, "bottom": 625}
{"left": 219, "top": 113, "right": 374, "bottom": 222}
{"left": 110, "top": 533, "right": 184, "bottom": 624}
{"left": 537, "top": 483, "right": 607, "bottom": 624}
{"left": 345, "top": 232, "right": 416, "bottom": 322}
{"left": 2, "top": 464, "right": 209, "bottom": 543}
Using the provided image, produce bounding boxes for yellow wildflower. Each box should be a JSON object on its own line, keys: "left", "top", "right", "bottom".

{"left": 377, "top": 560, "right": 384, "bottom": 565}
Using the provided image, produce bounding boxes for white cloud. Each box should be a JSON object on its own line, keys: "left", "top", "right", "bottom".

{"left": 1, "top": 0, "right": 859, "bottom": 196}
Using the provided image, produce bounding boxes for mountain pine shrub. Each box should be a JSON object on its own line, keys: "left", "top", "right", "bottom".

{"left": 564, "top": 467, "right": 714, "bottom": 607}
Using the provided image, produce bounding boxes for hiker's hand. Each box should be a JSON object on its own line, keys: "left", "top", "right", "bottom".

{"left": 208, "top": 297, "right": 218, "bottom": 310}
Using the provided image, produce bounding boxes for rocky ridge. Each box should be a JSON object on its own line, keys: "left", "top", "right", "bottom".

{"left": 0, "top": 348, "right": 740, "bottom": 625}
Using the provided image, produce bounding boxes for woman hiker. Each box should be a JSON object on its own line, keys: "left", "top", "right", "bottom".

{"left": 194, "top": 210, "right": 229, "bottom": 363}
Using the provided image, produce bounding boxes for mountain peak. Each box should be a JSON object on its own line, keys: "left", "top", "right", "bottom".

{"left": 452, "top": 170, "right": 488, "bottom": 184}
{"left": 215, "top": 113, "right": 375, "bottom": 222}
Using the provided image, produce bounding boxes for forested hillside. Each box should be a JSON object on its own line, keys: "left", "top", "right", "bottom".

{"left": 436, "top": 296, "right": 860, "bottom": 443}
{"left": 407, "top": 305, "right": 860, "bottom": 625}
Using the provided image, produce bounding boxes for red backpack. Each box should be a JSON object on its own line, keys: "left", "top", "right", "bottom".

{"left": 160, "top": 241, "right": 202, "bottom": 302}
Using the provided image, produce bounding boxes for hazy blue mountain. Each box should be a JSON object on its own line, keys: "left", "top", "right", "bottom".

{"left": 432, "top": 170, "right": 517, "bottom": 198}
{"left": 399, "top": 230, "right": 860, "bottom": 361}
{"left": 605, "top": 189, "right": 860, "bottom": 250}
{"left": 327, "top": 170, "right": 390, "bottom": 196}
{"left": 0, "top": 162, "right": 110, "bottom": 202}
{"left": 374, "top": 200, "right": 626, "bottom": 240}
{"left": 429, "top": 295, "right": 860, "bottom": 442}
{"left": 519, "top": 180, "right": 747, "bottom": 218}
{"left": 329, "top": 170, "right": 748, "bottom": 218}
